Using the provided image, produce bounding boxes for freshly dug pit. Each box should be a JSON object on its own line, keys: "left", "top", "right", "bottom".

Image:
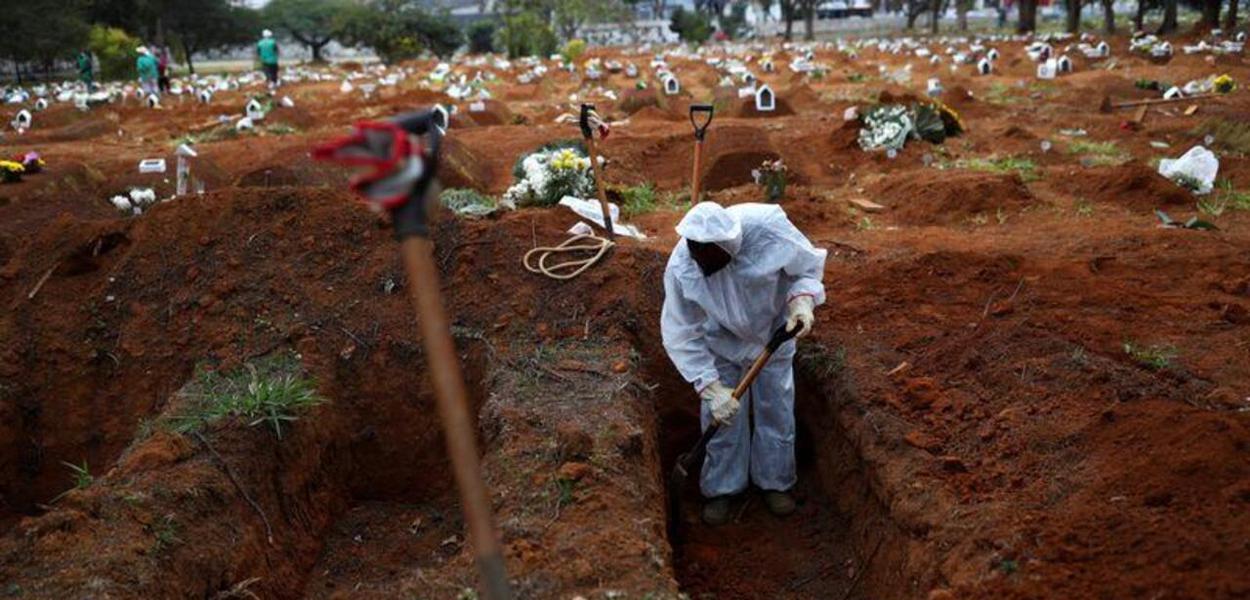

{"left": 0, "top": 343, "right": 489, "bottom": 600}
{"left": 651, "top": 343, "right": 905, "bottom": 600}
{"left": 703, "top": 150, "right": 781, "bottom": 191}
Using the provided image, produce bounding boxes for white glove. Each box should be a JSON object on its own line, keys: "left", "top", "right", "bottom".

{"left": 786, "top": 295, "right": 816, "bottom": 338}
{"left": 700, "top": 381, "right": 739, "bottom": 425}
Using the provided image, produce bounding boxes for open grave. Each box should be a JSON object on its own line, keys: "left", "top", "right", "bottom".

{"left": 2, "top": 30, "right": 1250, "bottom": 600}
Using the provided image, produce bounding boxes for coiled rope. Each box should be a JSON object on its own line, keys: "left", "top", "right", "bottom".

{"left": 523, "top": 234, "right": 615, "bottom": 280}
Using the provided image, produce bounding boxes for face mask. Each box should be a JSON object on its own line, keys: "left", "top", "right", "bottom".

{"left": 687, "top": 239, "right": 731, "bottom": 277}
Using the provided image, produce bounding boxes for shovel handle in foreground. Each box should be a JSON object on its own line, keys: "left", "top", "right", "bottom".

{"left": 580, "top": 103, "right": 615, "bottom": 239}
{"left": 688, "top": 104, "right": 713, "bottom": 204}
{"left": 314, "top": 110, "right": 511, "bottom": 600}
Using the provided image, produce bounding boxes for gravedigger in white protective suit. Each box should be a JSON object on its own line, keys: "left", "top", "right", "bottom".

{"left": 662, "top": 201, "right": 827, "bottom": 525}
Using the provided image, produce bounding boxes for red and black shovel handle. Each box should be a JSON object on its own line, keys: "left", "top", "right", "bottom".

{"left": 313, "top": 107, "right": 511, "bottom": 600}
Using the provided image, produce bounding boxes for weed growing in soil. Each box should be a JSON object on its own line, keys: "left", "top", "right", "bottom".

{"left": 1123, "top": 341, "right": 1178, "bottom": 371}
{"left": 985, "top": 83, "right": 1018, "bottom": 105}
{"left": 1197, "top": 195, "right": 1228, "bottom": 217}
{"left": 1192, "top": 118, "right": 1250, "bottom": 155}
{"left": 656, "top": 190, "right": 692, "bottom": 212}
{"left": 952, "top": 156, "right": 1040, "bottom": 181}
{"left": 796, "top": 341, "right": 847, "bottom": 381}
{"left": 50, "top": 460, "right": 94, "bottom": 502}
{"left": 441, "top": 188, "right": 496, "bottom": 217}
{"left": 856, "top": 216, "right": 876, "bottom": 231}
{"left": 167, "top": 354, "right": 324, "bottom": 439}
{"left": 148, "top": 513, "right": 182, "bottom": 555}
{"left": 1074, "top": 199, "right": 1095, "bottom": 218}
{"left": 1216, "top": 180, "right": 1250, "bottom": 211}
{"left": 619, "top": 183, "right": 658, "bottom": 217}
{"left": 1067, "top": 140, "right": 1126, "bottom": 163}
{"left": 1069, "top": 346, "right": 1089, "bottom": 367}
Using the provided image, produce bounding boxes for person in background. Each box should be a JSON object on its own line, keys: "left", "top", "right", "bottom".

{"left": 157, "top": 46, "right": 171, "bottom": 94}
{"left": 76, "top": 50, "right": 94, "bottom": 91}
{"left": 136, "top": 46, "right": 159, "bottom": 97}
{"left": 257, "top": 30, "right": 280, "bottom": 91}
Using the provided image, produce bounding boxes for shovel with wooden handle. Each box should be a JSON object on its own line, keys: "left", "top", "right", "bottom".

{"left": 313, "top": 110, "right": 511, "bottom": 600}
{"left": 580, "top": 103, "right": 615, "bottom": 239}
{"left": 667, "top": 323, "right": 799, "bottom": 541}
{"left": 688, "top": 104, "right": 714, "bottom": 204}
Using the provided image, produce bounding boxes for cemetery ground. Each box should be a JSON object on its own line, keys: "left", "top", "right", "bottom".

{"left": 2, "top": 34, "right": 1250, "bottom": 599}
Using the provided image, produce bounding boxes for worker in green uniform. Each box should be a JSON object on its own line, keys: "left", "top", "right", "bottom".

{"left": 257, "top": 30, "right": 280, "bottom": 91}
{"left": 136, "top": 46, "right": 159, "bottom": 97}
{"left": 77, "top": 50, "right": 94, "bottom": 91}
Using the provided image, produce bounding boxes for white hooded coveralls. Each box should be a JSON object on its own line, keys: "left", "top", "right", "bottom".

{"left": 662, "top": 202, "right": 827, "bottom": 497}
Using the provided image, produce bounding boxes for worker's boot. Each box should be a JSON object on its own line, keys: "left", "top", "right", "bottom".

{"left": 701, "top": 496, "right": 732, "bottom": 526}
{"left": 763, "top": 490, "right": 796, "bottom": 517}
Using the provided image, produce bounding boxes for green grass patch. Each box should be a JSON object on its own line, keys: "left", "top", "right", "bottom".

{"left": 1067, "top": 140, "right": 1125, "bottom": 158}
{"left": 1123, "top": 340, "right": 1178, "bottom": 371}
{"left": 148, "top": 513, "right": 183, "bottom": 554}
{"left": 949, "top": 156, "right": 1040, "bottom": 181}
{"left": 440, "top": 188, "right": 496, "bottom": 217}
{"left": 164, "top": 353, "right": 324, "bottom": 439}
{"left": 1192, "top": 118, "right": 1250, "bottom": 155}
{"left": 49, "top": 459, "right": 94, "bottom": 503}
{"left": 795, "top": 341, "right": 847, "bottom": 381}
{"left": 1218, "top": 180, "right": 1250, "bottom": 211}
{"left": 984, "top": 82, "right": 1019, "bottom": 105}
{"left": 618, "top": 183, "right": 658, "bottom": 218}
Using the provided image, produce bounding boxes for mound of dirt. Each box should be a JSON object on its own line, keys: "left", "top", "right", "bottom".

{"left": 439, "top": 136, "right": 492, "bottom": 190}
{"left": 37, "top": 114, "right": 117, "bottom": 143}
{"left": 869, "top": 170, "right": 1037, "bottom": 225}
{"left": 1063, "top": 161, "right": 1192, "bottom": 208}
{"left": 630, "top": 105, "right": 680, "bottom": 122}
{"left": 617, "top": 87, "right": 661, "bottom": 115}
{"left": 267, "top": 105, "right": 317, "bottom": 130}
{"left": 736, "top": 95, "right": 796, "bottom": 118}
{"left": 782, "top": 82, "right": 827, "bottom": 113}
{"left": 453, "top": 99, "right": 515, "bottom": 127}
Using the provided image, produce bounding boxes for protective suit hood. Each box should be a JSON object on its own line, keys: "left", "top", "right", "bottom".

{"left": 676, "top": 202, "right": 744, "bottom": 257}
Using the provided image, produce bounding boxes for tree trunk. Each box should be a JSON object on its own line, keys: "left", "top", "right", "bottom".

{"left": 1065, "top": 0, "right": 1081, "bottom": 33}
{"left": 1018, "top": 0, "right": 1038, "bottom": 31}
{"left": 1200, "top": 0, "right": 1220, "bottom": 28}
{"left": 182, "top": 41, "right": 196, "bottom": 75}
{"left": 1158, "top": 0, "right": 1177, "bottom": 33}
{"left": 957, "top": 0, "right": 969, "bottom": 30}
{"left": 1227, "top": 0, "right": 1239, "bottom": 29}
{"left": 1134, "top": 0, "right": 1145, "bottom": 31}
{"left": 783, "top": 4, "right": 795, "bottom": 39}
{"left": 804, "top": 3, "right": 815, "bottom": 39}
{"left": 931, "top": 0, "right": 941, "bottom": 33}
{"left": 1102, "top": 0, "right": 1115, "bottom": 32}
{"left": 312, "top": 40, "right": 328, "bottom": 62}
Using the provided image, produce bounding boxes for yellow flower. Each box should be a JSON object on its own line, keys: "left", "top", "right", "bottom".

{"left": 1214, "top": 74, "right": 1235, "bottom": 94}
{"left": 551, "top": 149, "right": 583, "bottom": 171}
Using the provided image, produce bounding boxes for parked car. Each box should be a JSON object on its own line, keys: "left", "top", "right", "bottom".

{"left": 816, "top": 0, "right": 873, "bottom": 19}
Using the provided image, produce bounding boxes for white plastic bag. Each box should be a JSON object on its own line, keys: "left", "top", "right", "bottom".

{"left": 1158, "top": 145, "right": 1219, "bottom": 195}
{"left": 559, "top": 196, "right": 646, "bottom": 239}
